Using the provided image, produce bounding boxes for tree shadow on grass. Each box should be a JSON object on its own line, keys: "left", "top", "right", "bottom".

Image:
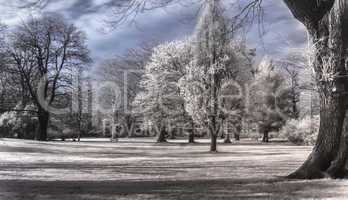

{"left": 0, "top": 177, "right": 345, "bottom": 200}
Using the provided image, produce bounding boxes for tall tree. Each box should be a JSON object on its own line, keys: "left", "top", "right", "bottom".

{"left": 283, "top": 0, "right": 348, "bottom": 179}
{"left": 277, "top": 54, "right": 304, "bottom": 120}
{"left": 6, "top": 13, "right": 90, "bottom": 141}
{"left": 190, "top": 0, "right": 238, "bottom": 152}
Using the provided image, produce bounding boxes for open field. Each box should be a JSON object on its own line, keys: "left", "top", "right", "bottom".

{"left": 0, "top": 138, "right": 348, "bottom": 200}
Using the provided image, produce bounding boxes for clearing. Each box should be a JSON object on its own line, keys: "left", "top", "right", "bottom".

{"left": 0, "top": 138, "right": 347, "bottom": 199}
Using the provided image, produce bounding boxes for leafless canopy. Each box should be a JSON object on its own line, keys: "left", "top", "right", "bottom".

{"left": 14, "top": 0, "right": 264, "bottom": 30}
{"left": 107, "top": 0, "right": 264, "bottom": 29}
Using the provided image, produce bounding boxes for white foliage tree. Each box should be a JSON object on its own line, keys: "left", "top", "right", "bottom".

{"left": 133, "top": 39, "right": 193, "bottom": 142}
{"left": 181, "top": 0, "right": 250, "bottom": 151}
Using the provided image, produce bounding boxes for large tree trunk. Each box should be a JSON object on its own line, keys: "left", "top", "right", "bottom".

{"left": 289, "top": 94, "right": 346, "bottom": 179}
{"left": 210, "top": 133, "right": 217, "bottom": 152}
{"left": 36, "top": 109, "right": 49, "bottom": 141}
{"left": 284, "top": 0, "right": 348, "bottom": 179}
{"left": 326, "top": 117, "right": 348, "bottom": 178}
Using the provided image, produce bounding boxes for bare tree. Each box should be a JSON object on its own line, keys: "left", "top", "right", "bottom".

{"left": 96, "top": 43, "right": 154, "bottom": 138}
{"left": 6, "top": 13, "right": 91, "bottom": 141}
{"left": 277, "top": 53, "right": 307, "bottom": 119}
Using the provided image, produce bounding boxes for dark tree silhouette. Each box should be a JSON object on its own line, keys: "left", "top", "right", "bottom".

{"left": 6, "top": 14, "right": 90, "bottom": 141}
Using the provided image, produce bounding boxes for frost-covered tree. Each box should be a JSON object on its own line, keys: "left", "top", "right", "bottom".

{"left": 0, "top": 103, "right": 37, "bottom": 139}
{"left": 184, "top": 0, "right": 245, "bottom": 151}
{"left": 133, "top": 39, "right": 193, "bottom": 143}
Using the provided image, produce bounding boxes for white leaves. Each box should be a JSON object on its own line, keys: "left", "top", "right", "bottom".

{"left": 0, "top": 111, "right": 17, "bottom": 127}
{"left": 280, "top": 115, "right": 320, "bottom": 145}
{"left": 133, "top": 39, "right": 192, "bottom": 125}
{"left": 180, "top": 0, "right": 254, "bottom": 126}
{"left": 133, "top": 0, "right": 255, "bottom": 129}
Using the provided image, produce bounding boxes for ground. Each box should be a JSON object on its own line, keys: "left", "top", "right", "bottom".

{"left": 0, "top": 138, "right": 348, "bottom": 200}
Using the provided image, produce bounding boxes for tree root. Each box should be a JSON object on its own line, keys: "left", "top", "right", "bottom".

{"left": 288, "top": 164, "right": 348, "bottom": 179}
{"left": 287, "top": 167, "right": 327, "bottom": 179}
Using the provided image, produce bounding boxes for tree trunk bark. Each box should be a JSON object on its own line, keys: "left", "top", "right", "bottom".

{"left": 170, "top": 129, "right": 176, "bottom": 139}
{"left": 77, "top": 130, "right": 81, "bottom": 142}
{"left": 220, "top": 133, "right": 225, "bottom": 139}
{"left": 157, "top": 126, "right": 167, "bottom": 143}
{"left": 210, "top": 133, "right": 217, "bottom": 152}
{"left": 284, "top": 0, "right": 348, "bottom": 179}
{"left": 234, "top": 133, "right": 240, "bottom": 141}
{"left": 209, "top": 115, "right": 218, "bottom": 152}
{"left": 235, "top": 125, "right": 241, "bottom": 141}
{"left": 188, "top": 120, "right": 195, "bottom": 143}
{"left": 189, "top": 132, "right": 195, "bottom": 143}
{"left": 288, "top": 93, "right": 346, "bottom": 179}
{"left": 35, "top": 109, "right": 49, "bottom": 141}
{"left": 262, "top": 130, "right": 269, "bottom": 143}
{"left": 326, "top": 120, "right": 348, "bottom": 178}
{"left": 224, "top": 132, "right": 232, "bottom": 143}
{"left": 209, "top": 74, "right": 219, "bottom": 152}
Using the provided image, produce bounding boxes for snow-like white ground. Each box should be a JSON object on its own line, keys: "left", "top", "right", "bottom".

{"left": 0, "top": 138, "right": 347, "bottom": 199}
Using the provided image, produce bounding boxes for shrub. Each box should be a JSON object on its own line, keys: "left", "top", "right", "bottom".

{"left": 279, "top": 116, "right": 319, "bottom": 145}
{"left": 0, "top": 104, "right": 37, "bottom": 139}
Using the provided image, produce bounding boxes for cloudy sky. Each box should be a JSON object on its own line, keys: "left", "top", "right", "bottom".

{"left": 0, "top": 0, "right": 307, "bottom": 65}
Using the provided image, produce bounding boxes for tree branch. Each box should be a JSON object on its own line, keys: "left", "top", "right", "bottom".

{"left": 283, "top": 0, "right": 335, "bottom": 27}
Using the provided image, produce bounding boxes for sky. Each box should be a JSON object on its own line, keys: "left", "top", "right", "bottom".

{"left": 0, "top": 0, "right": 308, "bottom": 66}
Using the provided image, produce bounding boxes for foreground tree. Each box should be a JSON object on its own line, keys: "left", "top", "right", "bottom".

{"left": 6, "top": 13, "right": 90, "bottom": 141}
{"left": 283, "top": 0, "right": 348, "bottom": 179}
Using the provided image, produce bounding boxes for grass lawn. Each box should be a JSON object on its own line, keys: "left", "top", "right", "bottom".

{"left": 0, "top": 138, "right": 347, "bottom": 199}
